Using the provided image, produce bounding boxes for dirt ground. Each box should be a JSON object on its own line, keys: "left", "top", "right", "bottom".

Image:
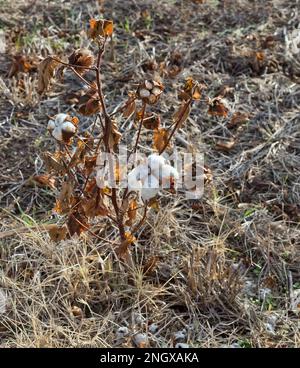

{"left": 0, "top": 0, "right": 300, "bottom": 347}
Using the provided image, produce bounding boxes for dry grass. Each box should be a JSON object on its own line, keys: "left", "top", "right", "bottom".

{"left": 1, "top": 0, "right": 300, "bottom": 347}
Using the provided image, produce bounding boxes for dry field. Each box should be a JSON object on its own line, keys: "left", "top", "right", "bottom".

{"left": 0, "top": 0, "right": 300, "bottom": 347}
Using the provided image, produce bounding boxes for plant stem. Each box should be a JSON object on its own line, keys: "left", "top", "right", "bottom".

{"left": 132, "top": 102, "right": 146, "bottom": 154}
{"left": 94, "top": 40, "right": 126, "bottom": 243}
{"left": 159, "top": 98, "right": 192, "bottom": 155}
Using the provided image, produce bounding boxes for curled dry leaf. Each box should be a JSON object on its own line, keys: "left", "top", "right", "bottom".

{"left": 216, "top": 139, "right": 236, "bottom": 152}
{"left": 126, "top": 199, "right": 138, "bottom": 226}
{"left": 67, "top": 209, "right": 89, "bottom": 236}
{"left": 54, "top": 180, "right": 74, "bottom": 214}
{"left": 148, "top": 197, "right": 160, "bottom": 210}
{"left": 48, "top": 224, "right": 68, "bottom": 242}
{"left": 122, "top": 98, "right": 136, "bottom": 118}
{"left": 8, "top": 54, "right": 36, "bottom": 78}
{"left": 173, "top": 102, "right": 191, "bottom": 128}
{"left": 207, "top": 97, "right": 229, "bottom": 117}
{"left": 88, "top": 19, "right": 114, "bottom": 39}
{"left": 78, "top": 83, "right": 101, "bottom": 116}
{"left": 32, "top": 174, "right": 56, "bottom": 189}
{"left": 37, "top": 57, "right": 59, "bottom": 94}
{"left": 153, "top": 128, "right": 169, "bottom": 152}
{"left": 68, "top": 48, "right": 94, "bottom": 74}
{"left": 84, "top": 155, "right": 97, "bottom": 176}
{"left": 70, "top": 305, "right": 83, "bottom": 319}
{"left": 108, "top": 120, "right": 122, "bottom": 150}
{"left": 79, "top": 98, "right": 101, "bottom": 116}
{"left": 178, "top": 77, "right": 203, "bottom": 101}
{"left": 143, "top": 113, "right": 160, "bottom": 130}
{"left": 69, "top": 140, "right": 86, "bottom": 168}
{"left": 228, "top": 112, "right": 249, "bottom": 128}
{"left": 42, "top": 151, "right": 66, "bottom": 174}
{"left": 82, "top": 188, "right": 108, "bottom": 218}
{"left": 117, "top": 232, "right": 136, "bottom": 258}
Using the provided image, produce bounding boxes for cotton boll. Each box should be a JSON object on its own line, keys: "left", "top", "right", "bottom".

{"left": 145, "top": 80, "right": 153, "bottom": 90}
{"left": 152, "top": 87, "right": 162, "bottom": 96}
{"left": 55, "top": 113, "right": 68, "bottom": 126}
{"left": 139, "top": 89, "right": 150, "bottom": 98}
{"left": 135, "top": 164, "right": 149, "bottom": 180}
{"left": 148, "top": 94, "right": 157, "bottom": 104}
{"left": 61, "top": 121, "right": 76, "bottom": 134}
{"left": 47, "top": 120, "right": 56, "bottom": 131}
{"left": 142, "top": 173, "right": 159, "bottom": 189}
{"left": 147, "top": 154, "right": 166, "bottom": 175}
{"left": 141, "top": 174, "right": 159, "bottom": 201}
{"left": 161, "top": 164, "right": 179, "bottom": 180}
{"left": 128, "top": 167, "right": 143, "bottom": 191}
{"left": 141, "top": 186, "right": 159, "bottom": 201}
{"left": 52, "top": 126, "right": 63, "bottom": 141}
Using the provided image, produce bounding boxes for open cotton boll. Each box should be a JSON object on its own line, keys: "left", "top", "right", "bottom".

{"left": 136, "top": 164, "right": 149, "bottom": 180}
{"left": 141, "top": 186, "right": 159, "bottom": 201}
{"left": 139, "top": 88, "right": 150, "bottom": 98}
{"left": 47, "top": 119, "right": 56, "bottom": 131}
{"left": 141, "top": 174, "right": 159, "bottom": 201}
{"left": 61, "top": 121, "right": 76, "bottom": 134}
{"left": 128, "top": 165, "right": 149, "bottom": 190}
{"left": 52, "top": 126, "right": 63, "bottom": 141}
{"left": 55, "top": 113, "right": 68, "bottom": 126}
{"left": 147, "top": 154, "right": 166, "bottom": 174}
{"left": 127, "top": 167, "right": 143, "bottom": 191}
{"left": 161, "top": 164, "right": 179, "bottom": 180}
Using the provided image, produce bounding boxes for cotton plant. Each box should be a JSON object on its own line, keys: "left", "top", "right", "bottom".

{"left": 36, "top": 18, "right": 204, "bottom": 263}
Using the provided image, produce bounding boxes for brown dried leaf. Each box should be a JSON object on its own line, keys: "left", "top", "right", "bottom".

{"left": 32, "top": 174, "right": 56, "bottom": 189}
{"left": 88, "top": 19, "right": 114, "bottom": 39}
{"left": 153, "top": 128, "right": 169, "bottom": 152}
{"left": 68, "top": 48, "right": 94, "bottom": 74}
{"left": 173, "top": 102, "right": 191, "bottom": 128}
{"left": 126, "top": 199, "right": 137, "bottom": 226}
{"left": 122, "top": 99, "right": 136, "bottom": 118}
{"left": 148, "top": 198, "right": 160, "bottom": 210}
{"left": 42, "top": 151, "right": 66, "bottom": 174}
{"left": 8, "top": 55, "right": 35, "bottom": 78}
{"left": 67, "top": 210, "right": 89, "bottom": 236}
{"left": 69, "top": 140, "right": 86, "bottom": 168}
{"left": 142, "top": 113, "right": 160, "bottom": 130}
{"left": 228, "top": 112, "right": 249, "bottom": 128}
{"left": 208, "top": 97, "right": 229, "bottom": 117}
{"left": 84, "top": 155, "right": 97, "bottom": 176}
{"left": 109, "top": 120, "right": 122, "bottom": 150}
{"left": 48, "top": 224, "right": 68, "bottom": 242}
{"left": 37, "top": 57, "right": 59, "bottom": 94}
{"left": 78, "top": 98, "right": 101, "bottom": 116}
{"left": 54, "top": 180, "right": 74, "bottom": 214}
{"left": 215, "top": 139, "right": 235, "bottom": 152}
{"left": 192, "top": 85, "right": 202, "bottom": 100}
{"left": 82, "top": 191, "right": 108, "bottom": 218}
